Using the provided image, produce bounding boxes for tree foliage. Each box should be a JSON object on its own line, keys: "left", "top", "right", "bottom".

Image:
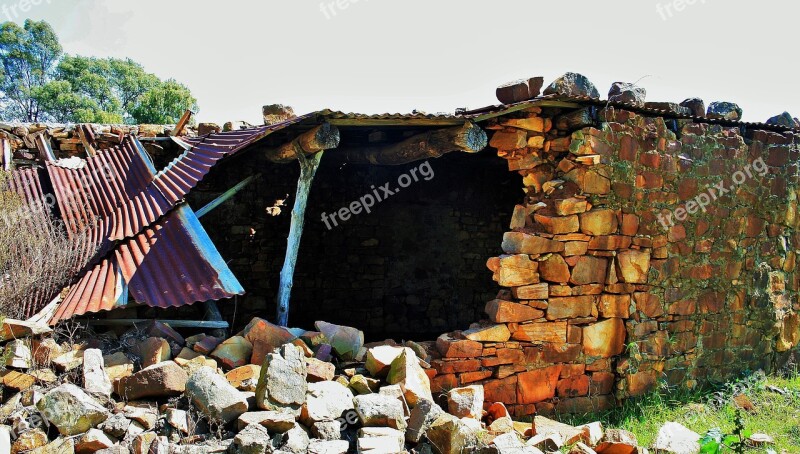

{"left": 0, "top": 19, "right": 197, "bottom": 124}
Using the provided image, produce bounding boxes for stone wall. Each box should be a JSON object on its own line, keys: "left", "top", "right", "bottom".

{"left": 193, "top": 148, "right": 520, "bottom": 339}
{"left": 429, "top": 105, "right": 800, "bottom": 417}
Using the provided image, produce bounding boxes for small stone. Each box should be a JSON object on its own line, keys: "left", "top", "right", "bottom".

{"left": 544, "top": 72, "right": 600, "bottom": 99}
{"left": 312, "top": 421, "right": 342, "bottom": 440}
{"left": 306, "top": 357, "right": 336, "bottom": 383}
{"left": 233, "top": 424, "right": 271, "bottom": 454}
{"left": 83, "top": 348, "right": 112, "bottom": 396}
{"left": 237, "top": 410, "right": 296, "bottom": 433}
{"left": 280, "top": 423, "right": 310, "bottom": 453}
{"left": 4, "top": 340, "right": 32, "bottom": 369}
{"left": 308, "top": 440, "right": 349, "bottom": 454}
{"left": 707, "top": 101, "right": 742, "bottom": 121}
{"left": 134, "top": 337, "right": 171, "bottom": 368}
{"left": 116, "top": 361, "right": 188, "bottom": 400}
{"left": 36, "top": 383, "right": 109, "bottom": 436}
{"left": 463, "top": 324, "right": 511, "bottom": 342}
{"left": 123, "top": 404, "right": 158, "bottom": 430}
{"left": 103, "top": 352, "right": 134, "bottom": 382}
{"left": 349, "top": 374, "right": 380, "bottom": 395}
{"left": 11, "top": 428, "right": 48, "bottom": 453}
{"left": 186, "top": 366, "right": 249, "bottom": 423}
{"left": 76, "top": 428, "right": 116, "bottom": 453}
{"left": 210, "top": 336, "right": 253, "bottom": 370}
{"left": 26, "top": 438, "right": 74, "bottom": 454}
{"left": 652, "top": 422, "right": 700, "bottom": 454}
{"left": 596, "top": 429, "right": 638, "bottom": 454}
{"left": 193, "top": 336, "right": 222, "bottom": 355}
{"left": 354, "top": 393, "right": 407, "bottom": 430}
{"left": 357, "top": 427, "right": 405, "bottom": 453}
{"left": 166, "top": 408, "right": 190, "bottom": 435}
{"left": 98, "top": 413, "right": 130, "bottom": 438}
{"left": 226, "top": 364, "right": 262, "bottom": 392}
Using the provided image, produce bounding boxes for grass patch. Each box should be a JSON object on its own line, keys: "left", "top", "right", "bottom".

{"left": 557, "top": 370, "right": 800, "bottom": 453}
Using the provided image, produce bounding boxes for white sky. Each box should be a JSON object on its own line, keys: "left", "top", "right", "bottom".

{"left": 7, "top": 0, "right": 800, "bottom": 125}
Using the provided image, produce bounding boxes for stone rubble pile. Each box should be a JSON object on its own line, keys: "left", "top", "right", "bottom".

{"left": 0, "top": 317, "right": 706, "bottom": 453}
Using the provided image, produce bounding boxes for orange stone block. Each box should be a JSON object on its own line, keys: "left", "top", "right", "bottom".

{"left": 546, "top": 296, "right": 595, "bottom": 320}
{"left": 534, "top": 214, "right": 580, "bottom": 234}
{"left": 436, "top": 334, "right": 483, "bottom": 358}
{"left": 617, "top": 250, "right": 651, "bottom": 284}
{"left": 554, "top": 198, "right": 589, "bottom": 216}
{"left": 634, "top": 292, "right": 663, "bottom": 318}
{"left": 486, "top": 300, "right": 544, "bottom": 323}
{"left": 598, "top": 294, "right": 631, "bottom": 318}
{"left": 556, "top": 375, "right": 590, "bottom": 398}
{"left": 579, "top": 209, "right": 619, "bottom": 236}
{"left": 431, "top": 373, "right": 459, "bottom": 394}
{"left": 511, "top": 283, "right": 548, "bottom": 300}
{"left": 539, "top": 254, "right": 571, "bottom": 283}
{"left": 490, "top": 130, "right": 527, "bottom": 150}
{"left": 570, "top": 256, "right": 609, "bottom": 285}
{"left": 460, "top": 370, "right": 493, "bottom": 384}
{"left": 512, "top": 321, "right": 568, "bottom": 343}
{"left": 502, "top": 232, "right": 565, "bottom": 255}
{"left": 583, "top": 318, "right": 626, "bottom": 358}
{"left": 517, "top": 365, "right": 563, "bottom": 404}
{"left": 484, "top": 376, "right": 518, "bottom": 404}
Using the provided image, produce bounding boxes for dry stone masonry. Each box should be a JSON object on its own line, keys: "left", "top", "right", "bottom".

{"left": 429, "top": 73, "right": 800, "bottom": 418}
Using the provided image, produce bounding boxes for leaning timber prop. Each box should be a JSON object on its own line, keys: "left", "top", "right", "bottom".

{"left": 275, "top": 123, "right": 340, "bottom": 326}
{"left": 343, "top": 121, "right": 488, "bottom": 165}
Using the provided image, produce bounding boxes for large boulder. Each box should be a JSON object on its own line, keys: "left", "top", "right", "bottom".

{"left": 386, "top": 348, "right": 432, "bottom": 407}
{"left": 766, "top": 112, "right": 800, "bottom": 129}
{"left": 315, "top": 321, "right": 364, "bottom": 360}
{"left": 37, "top": 384, "right": 109, "bottom": 436}
{"left": 116, "top": 361, "right": 188, "bottom": 400}
{"left": 185, "top": 366, "right": 249, "bottom": 423}
{"left": 353, "top": 394, "right": 407, "bottom": 430}
{"left": 255, "top": 344, "right": 307, "bottom": 412}
{"left": 544, "top": 73, "right": 600, "bottom": 99}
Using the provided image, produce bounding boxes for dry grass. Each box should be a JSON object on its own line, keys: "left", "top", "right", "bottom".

{"left": 0, "top": 170, "right": 81, "bottom": 320}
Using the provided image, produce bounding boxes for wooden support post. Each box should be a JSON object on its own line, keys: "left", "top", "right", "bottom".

{"left": 264, "top": 123, "right": 339, "bottom": 163}
{"left": 342, "top": 121, "right": 488, "bottom": 165}
{"left": 276, "top": 150, "right": 324, "bottom": 326}
{"left": 196, "top": 174, "right": 260, "bottom": 219}
{"left": 76, "top": 124, "right": 97, "bottom": 157}
{"left": 202, "top": 300, "right": 228, "bottom": 338}
{"left": 34, "top": 133, "right": 56, "bottom": 162}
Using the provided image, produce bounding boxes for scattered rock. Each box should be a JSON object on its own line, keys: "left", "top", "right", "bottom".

{"left": 358, "top": 427, "right": 405, "bottom": 453}
{"left": 652, "top": 422, "right": 699, "bottom": 454}
{"left": 241, "top": 317, "right": 297, "bottom": 365}
{"left": 300, "top": 381, "right": 355, "bottom": 426}
{"left": 365, "top": 346, "right": 404, "bottom": 378}
{"left": 307, "top": 439, "right": 349, "bottom": 454}
{"left": 166, "top": 408, "right": 189, "bottom": 434}
{"left": 185, "top": 366, "right": 249, "bottom": 423}
{"left": 233, "top": 423, "right": 272, "bottom": 454}
{"left": 406, "top": 399, "right": 444, "bottom": 444}
{"left": 306, "top": 357, "right": 336, "bottom": 383}
{"left": 680, "top": 98, "right": 706, "bottom": 117}
{"left": 426, "top": 413, "right": 480, "bottom": 454}
{"left": 36, "top": 383, "right": 109, "bottom": 436}
{"left": 210, "top": 336, "right": 253, "bottom": 370}
{"left": 4, "top": 340, "right": 33, "bottom": 369}
{"left": 280, "top": 423, "right": 311, "bottom": 453}
{"left": 447, "top": 385, "right": 484, "bottom": 419}
{"left": 312, "top": 420, "right": 342, "bottom": 441}
{"left": 12, "top": 428, "right": 48, "bottom": 453}
{"left": 83, "top": 348, "right": 113, "bottom": 396}
{"left": 256, "top": 344, "right": 308, "bottom": 412}
{"left": 354, "top": 393, "right": 407, "bottom": 430}
{"left": 766, "top": 111, "right": 800, "bottom": 129}
{"left": 76, "top": 428, "right": 116, "bottom": 453}
{"left": 237, "top": 410, "right": 296, "bottom": 433}
{"left": 226, "top": 364, "right": 262, "bottom": 392}
{"left": 315, "top": 321, "right": 364, "bottom": 361}
{"left": 596, "top": 428, "right": 638, "bottom": 454}
{"left": 386, "top": 348, "right": 433, "bottom": 407}
{"left": 133, "top": 337, "right": 171, "bottom": 368}
{"left": 116, "top": 361, "right": 188, "bottom": 400}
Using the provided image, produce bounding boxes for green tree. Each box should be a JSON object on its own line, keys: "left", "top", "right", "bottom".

{"left": 0, "top": 20, "right": 197, "bottom": 124}
{"left": 0, "top": 19, "right": 62, "bottom": 121}
{"left": 129, "top": 79, "right": 197, "bottom": 124}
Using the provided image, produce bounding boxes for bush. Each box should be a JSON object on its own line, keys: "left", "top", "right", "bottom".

{"left": 0, "top": 170, "right": 80, "bottom": 320}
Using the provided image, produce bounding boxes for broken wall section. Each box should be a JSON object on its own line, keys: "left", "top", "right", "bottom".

{"left": 431, "top": 106, "right": 800, "bottom": 417}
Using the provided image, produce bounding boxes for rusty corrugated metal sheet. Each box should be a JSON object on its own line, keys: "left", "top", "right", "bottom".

{"left": 51, "top": 203, "right": 244, "bottom": 324}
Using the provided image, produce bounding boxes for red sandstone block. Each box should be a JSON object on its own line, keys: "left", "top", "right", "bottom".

{"left": 512, "top": 283, "right": 548, "bottom": 300}
{"left": 481, "top": 348, "right": 524, "bottom": 367}
{"left": 582, "top": 319, "right": 626, "bottom": 358}
{"left": 431, "top": 374, "right": 459, "bottom": 393}
{"left": 539, "top": 255, "right": 571, "bottom": 283}
{"left": 590, "top": 372, "right": 615, "bottom": 395}
{"left": 433, "top": 359, "right": 482, "bottom": 374}
{"left": 598, "top": 294, "right": 631, "bottom": 318}
{"left": 542, "top": 343, "right": 582, "bottom": 363}
{"left": 557, "top": 375, "right": 590, "bottom": 398}
{"left": 570, "top": 256, "right": 609, "bottom": 285}
{"left": 460, "top": 370, "right": 493, "bottom": 384}
{"left": 486, "top": 300, "right": 544, "bottom": 323}
{"left": 560, "top": 364, "right": 586, "bottom": 378}
{"left": 534, "top": 213, "right": 580, "bottom": 234}
{"left": 490, "top": 130, "right": 527, "bottom": 150}
{"left": 546, "top": 296, "right": 596, "bottom": 320}
{"left": 517, "top": 365, "right": 563, "bottom": 404}
{"left": 512, "top": 321, "right": 568, "bottom": 343}
{"left": 502, "top": 232, "right": 565, "bottom": 255}
{"left": 436, "top": 334, "right": 483, "bottom": 358}
{"left": 484, "top": 376, "right": 518, "bottom": 404}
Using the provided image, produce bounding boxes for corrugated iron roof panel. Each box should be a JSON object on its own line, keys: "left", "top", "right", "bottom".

{"left": 51, "top": 204, "right": 244, "bottom": 324}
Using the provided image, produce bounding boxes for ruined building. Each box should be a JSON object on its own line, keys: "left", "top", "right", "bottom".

{"left": 3, "top": 73, "right": 800, "bottom": 416}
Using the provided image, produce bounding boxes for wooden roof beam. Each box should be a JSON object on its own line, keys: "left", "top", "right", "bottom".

{"left": 264, "top": 122, "right": 340, "bottom": 163}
